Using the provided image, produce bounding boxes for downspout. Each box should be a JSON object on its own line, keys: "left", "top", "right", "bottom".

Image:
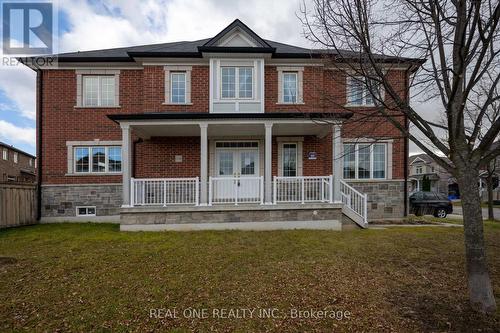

{"left": 36, "top": 69, "right": 43, "bottom": 221}
{"left": 403, "top": 69, "right": 410, "bottom": 217}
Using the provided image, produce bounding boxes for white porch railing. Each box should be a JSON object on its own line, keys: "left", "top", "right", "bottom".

{"left": 273, "top": 176, "right": 333, "bottom": 204}
{"left": 131, "top": 177, "right": 199, "bottom": 206}
{"left": 209, "top": 176, "right": 264, "bottom": 205}
{"left": 340, "top": 180, "right": 368, "bottom": 225}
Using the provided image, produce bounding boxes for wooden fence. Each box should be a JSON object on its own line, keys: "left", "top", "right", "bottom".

{"left": 0, "top": 182, "right": 37, "bottom": 229}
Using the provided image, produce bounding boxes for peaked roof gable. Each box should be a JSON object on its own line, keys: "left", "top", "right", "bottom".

{"left": 203, "top": 19, "right": 272, "bottom": 48}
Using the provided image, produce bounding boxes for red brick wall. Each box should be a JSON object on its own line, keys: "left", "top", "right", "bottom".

{"left": 135, "top": 137, "right": 200, "bottom": 178}
{"left": 143, "top": 66, "right": 209, "bottom": 112}
{"left": 40, "top": 65, "right": 408, "bottom": 184}
{"left": 0, "top": 147, "right": 36, "bottom": 183}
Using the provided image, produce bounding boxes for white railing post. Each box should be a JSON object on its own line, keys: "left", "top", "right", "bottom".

{"left": 301, "top": 177, "right": 305, "bottom": 204}
{"left": 234, "top": 178, "right": 238, "bottom": 205}
{"left": 329, "top": 175, "right": 333, "bottom": 203}
{"left": 260, "top": 176, "right": 264, "bottom": 204}
{"left": 363, "top": 193, "right": 368, "bottom": 224}
{"left": 163, "top": 180, "right": 167, "bottom": 207}
{"left": 195, "top": 177, "right": 200, "bottom": 206}
{"left": 130, "top": 178, "right": 135, "bottom": 206}
{"left": 273, "top": 177, "right": 277, "bottom": 204}
{"left": 208, "top": 176, "right": 213, "bottom": 206}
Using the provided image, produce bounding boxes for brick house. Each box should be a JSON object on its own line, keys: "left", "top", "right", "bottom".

{"left": 26, "top": 20, "right": 422, "bottom": 230}
{"left": 0, "top": 142, "right": 36, "bottom": 183}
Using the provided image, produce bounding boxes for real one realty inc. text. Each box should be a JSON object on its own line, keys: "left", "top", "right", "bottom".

{"left": 149, "top": 307, "right": 351, "bottom": 320}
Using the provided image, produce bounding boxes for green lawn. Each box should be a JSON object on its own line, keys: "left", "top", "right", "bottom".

{"left": 1, "top": 223, "right": 499, "bottom": 332}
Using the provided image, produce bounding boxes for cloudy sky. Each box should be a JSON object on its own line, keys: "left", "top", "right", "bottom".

{"left": 0, "top": 0, "right": 431, "bottom": 155}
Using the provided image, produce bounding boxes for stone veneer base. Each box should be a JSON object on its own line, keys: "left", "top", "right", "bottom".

{"left": 347, "top": 180, "right": 405, "bottom": 220}
{"left": 41, "top": 184, "right": 122, "bottom": 217}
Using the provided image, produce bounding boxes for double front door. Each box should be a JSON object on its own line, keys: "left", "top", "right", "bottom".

{"left": 215, "top": 142, "right": 260, "bottom": 202}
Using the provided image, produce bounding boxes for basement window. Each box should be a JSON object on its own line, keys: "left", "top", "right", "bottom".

{"left": 76, "top": 206, "right": 96, "bottom": 216}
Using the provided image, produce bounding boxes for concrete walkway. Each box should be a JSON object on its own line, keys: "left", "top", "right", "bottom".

{"left": 452, "top": 206, "right": 500, "bottom": 220}
{"left": 369, "top": 223, "right": 462, "bottom": 229}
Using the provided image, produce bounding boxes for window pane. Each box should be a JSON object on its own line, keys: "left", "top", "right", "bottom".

{"left": 348, "top": 78, "right": 364, "bottom": 105}
{"left": 373, "top": 144, "right": 386, "bottom": 178}
{"left": 100, "top": 76, "right": 115, "bottom": 106}
{"left": 238, "top": 67, "right": 253, "bottom": 98}
{"left": 83, "top": 76, "right": 99, "bottom": 106}
{"left": 78, "top": 207, "right": 87, "bottom": 215}
{"left": 343, "top": 144, "right": 356, "bottom": 179}
{"left": 91, "top": 147, "right": 106, "bottom": 173}
{"left": 240, "top": 151, "right": 256, "bottom": 175}
{"left": 283, "top": 143, "right": 297, "bottom": 177}
{"left": 87, "top": 207, "right": 96, "bottom": 215}
{"left": 283, "top": 73, "right": 297, "bottom": 103}
{"left": 218, "top": 151, "right": 233, "bottom": 175}
{"left": 358, "top": 144, "right": 371, "bottom": 179}
{"left": 171, "top": 72, "right": 186, "bottom": 103}
{"left": 221, "top": 67, "right": 236, "bottom": 98}
{"left": 75, "top": 147, "right": 89, "bottom": 172}
{"left": 108, "top": 147, "right": 122, "bottom": 172}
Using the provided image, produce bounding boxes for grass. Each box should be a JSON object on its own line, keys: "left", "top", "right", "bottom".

{"left": 0, "top": 224, "right": 499, "bottom": 332}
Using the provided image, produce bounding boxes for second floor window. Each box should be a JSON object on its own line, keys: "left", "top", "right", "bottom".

{"left": 283, "top": 72, "right": 298, "bottom": 103}
{"left": 13, "top": 152, "right": 18, "bottom": 164}
{"left": 416, "top": 166, "right": 423, "bottom": 174}
{"left": 346, "top": 77, "right": 381, "bottom": 106}
{"left": 2, "top": 149, "right": 7, "bottom": 160}
{"left": 221, "top": 67, "right": 253, "bottom": 99}
{"left": 171, "top": 72, "right": 186, "bottom": 103}
{"left": 74, "top": 146, "right": 122, "bottom": 173}
{"left": 83, "top": 75, "right": 116, "bottom": 107}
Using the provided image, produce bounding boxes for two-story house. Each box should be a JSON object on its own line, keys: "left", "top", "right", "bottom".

{"left": 0, "top": 142, "right": 36, "bottom": 183}
{"left": 408, "top": 154, "right": 452, "bottom": 194}
{"left": 26, "top": 20, "right": 422, "bottom": 230}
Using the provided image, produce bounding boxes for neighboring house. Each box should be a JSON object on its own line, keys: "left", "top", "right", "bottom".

{"left": 24, "top": 19, "right": 423, "bottom": 230}
{"left": 408, "top": 154, "right": 451, "bottom": 194}
{"left": 408, "top": 153, "right": 500, "bottom": 200}
{"left": 0, "top": 142, "right": 36, "bottom": 183}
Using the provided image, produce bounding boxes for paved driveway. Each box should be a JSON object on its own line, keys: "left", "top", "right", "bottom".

{"left": 452, "top": 206, "right": 500, "bottom": 220}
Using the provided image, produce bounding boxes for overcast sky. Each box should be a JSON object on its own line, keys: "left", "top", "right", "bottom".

{"left": 0, "top": 0, "right": 434, "bottom": 155}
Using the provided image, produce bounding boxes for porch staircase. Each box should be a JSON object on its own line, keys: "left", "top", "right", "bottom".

{"left": 339, "top": 180, "right": 368, "bottom": 228}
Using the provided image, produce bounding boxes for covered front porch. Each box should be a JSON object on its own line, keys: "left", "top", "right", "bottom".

{"left": 109, "top": 113, "right": 367, "bottom": 229}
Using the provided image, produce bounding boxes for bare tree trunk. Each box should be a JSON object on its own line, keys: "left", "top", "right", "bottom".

{"left": 457, "top": 166, "right": 497, "bottom": 314}
{"left": 487, "top": 172, "right": 495, "bottom": 220}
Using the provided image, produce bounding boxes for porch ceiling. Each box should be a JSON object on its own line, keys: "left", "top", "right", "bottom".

{"left": 131, "top": 122, "right": 331, "bottom": 138}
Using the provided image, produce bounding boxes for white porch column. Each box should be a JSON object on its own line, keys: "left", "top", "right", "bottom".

{"left": 200, "top": 123, "right": 209, "bottom": 205}
{"left": 333, "top": 124, "right": 343, "bottom": 203}
{"left": 121, "top": 124, "right": 132, "bottom": 207}
{"left": 264, "top": 122, "right": 273, "bottom": 204}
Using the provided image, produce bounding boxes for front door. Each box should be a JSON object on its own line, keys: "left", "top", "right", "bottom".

{"left": 215, "top": 142, "right": 260, "bottom": 202}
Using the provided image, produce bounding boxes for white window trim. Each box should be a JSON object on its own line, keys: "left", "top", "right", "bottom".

{"left": 282, "top": 72, "right": 298, "bottom": 104}
{"left": 343, "top": 142, "right": 389, "bottom": 180}
{"left": 76, "top": 206, "right": 96, "bottom": 217}
{"left": 277, "top": 137, "right": 303, "bottom": 176}
{"left": 345, "top": 76, "right": 385, "bottom": 107}
{"left": 66, "top": 140, "right": 122, "bottom": 175}
{"left": 276, "top": 67, "right": 304, "bottom": 104}
{"left": 75, "top": 69, "right": 120, "bottom": 108}
{"left": 164, "top": 66, "right": 192, "bottom": 105}
{"left": 2, "top": 149, "right": 7, "bottom": 160}
{"left": 169, "top": 72, "right": 187, "bottom": 104}
{"left": 13, "top": 152, "right": 18, "bottom": 164}
{"left": 219, "top": 66, "right": 254, "bottom": 100}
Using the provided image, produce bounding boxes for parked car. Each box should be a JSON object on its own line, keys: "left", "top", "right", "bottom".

{"left": 409, "top": 191, "right": 453, "bottom": 218}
